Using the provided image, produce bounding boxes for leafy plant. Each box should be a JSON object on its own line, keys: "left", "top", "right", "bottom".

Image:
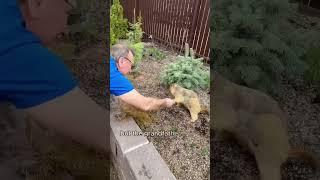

{"left": 144, "top": 47, "right": 166, "bottom": 60}
{"left": 211, "top": 0, "right": 319, "bottom": 95}
{"left": 110, "top": 0, "right": 128, "bottom": 45}
{"left": 171, "top": 127, "right": 179, "bottom": 133}
{"left": 161, "top": 44, "right": 209, "bottom": 90}
{"left": 68, "top": 0, "right": 100, "bottom": 44}
{"left": 304, "top": 48, "right": 320, "bottom": 85}
{"left": 126, "top": 14, "right": 144, "bottom": 67}
{"left": 127, "top": 15, "right": 143, "bottom": 44}
{"left": 52, "top": 0, "right": 106, "bottom": 56}
{"left": 201, "top": 147, "right": 210, "bottom": 156}
{"left": 190, "top": 143, "right": 197, "bottom": 149}
{"left": 129, "top": 42, "right": 144, "bottom": 64}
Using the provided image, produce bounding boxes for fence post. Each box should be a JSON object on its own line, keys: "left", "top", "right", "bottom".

{"left": 136, "top": 0, "right": 140, "bottom": 17}
{"left": 188, "top": 0, "right": 202, "bottom": 49}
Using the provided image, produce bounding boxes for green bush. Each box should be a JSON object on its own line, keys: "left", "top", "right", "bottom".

{"left": 126, "top": 15, "right": 144, "bottom": 67}
{"left": 211, "top": 0, "right": 319, "bottom": 95}
{"left": 110, "top": 0, "right": 128, "bottom": 45}
{"left": 52, "top": 0, "right": 106, "bottom": 56}
{"left": 304, "top": 48, "right": 320, "bottom": 85}
{"left": 67, "top": 0, "right": 100, "bottom": 46}
{"left": 161, "top": 45, "right": 209, "bottom": 90}
{"left": 127, "top": 15, "right": 143, "bottom": 44}
{"left": 130, "top": 42, "right": 144, "bottom": 64}
{"left": 144, "top": 47, "right": 166, "bottom": 61}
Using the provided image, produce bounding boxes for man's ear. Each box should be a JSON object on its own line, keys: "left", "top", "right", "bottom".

{"left": 25, "top": 0, "right": 43, "bottom": 19}
{"left": 118, "top": 58, "right": 124, "bottom": 65}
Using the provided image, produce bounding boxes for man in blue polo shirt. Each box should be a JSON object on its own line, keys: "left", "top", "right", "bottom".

{"left": 0, "top": 0, "right": 109, "bottom": 153}
{"left": 110, "top": 44, "right": 175, "bottom": 111}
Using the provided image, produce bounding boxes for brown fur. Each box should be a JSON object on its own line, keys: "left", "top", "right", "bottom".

{"left": 212, "top": 72, "right": 318, "bottom": 180}
{"left": 169, "top": 84, "right": 204, "bottom": 122}
{"left": 118, "top": 100, "right": 154, "bottom": 128}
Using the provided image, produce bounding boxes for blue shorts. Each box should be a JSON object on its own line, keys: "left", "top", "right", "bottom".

{"left": 0, "top": 43, "right": 78, "bottom": 109}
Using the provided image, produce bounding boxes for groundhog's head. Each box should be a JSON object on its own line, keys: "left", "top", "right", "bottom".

{"left": 169, "top": 83, "right": 179, "bottom": 95}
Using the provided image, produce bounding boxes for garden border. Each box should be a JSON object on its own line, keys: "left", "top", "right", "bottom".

{"left": 110, "top": 115, "right": 177, "bottom": 180}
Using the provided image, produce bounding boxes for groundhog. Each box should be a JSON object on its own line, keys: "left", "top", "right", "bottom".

{"left": 117, "top": 100, "right": 154, "bottom": 128}
{"left": 212, "top": 71, "right": 318, "bottom": 180}
{"left": 169, "top": 84, "right": 204, "bottom": 122}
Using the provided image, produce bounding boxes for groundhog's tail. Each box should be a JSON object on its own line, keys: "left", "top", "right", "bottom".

{"left": 287, "top": 147, "right": 319, "bottom": 171}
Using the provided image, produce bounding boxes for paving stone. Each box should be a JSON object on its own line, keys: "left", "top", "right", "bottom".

{"left": 112, "top": 153, "right": 136, "bottom": 180}
{"left": 111, "top": 116, "right": 149, "bottom": 180}
{"left": 125, "top": 143, "right": 177, "bottom": 180}
{"left": 110, "top": 116, "right": 149, "bottom": 157}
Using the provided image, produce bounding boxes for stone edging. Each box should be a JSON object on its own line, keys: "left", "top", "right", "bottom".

{"left": 110, "top": 116, "right": 177, "bottom": 180}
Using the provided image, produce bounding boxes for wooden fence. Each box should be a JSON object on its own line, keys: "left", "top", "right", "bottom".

{"left": 120, "top": 0, "right": 211, "bottom": 61}
{"left": 301, "top": 0, "right": 320, "bottom": 9}
{"left": 299, "top": 0, "right": 320, "bottom": 18}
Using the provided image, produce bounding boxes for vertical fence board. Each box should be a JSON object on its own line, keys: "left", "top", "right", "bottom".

{"left": 120, "top": 0, "right": 210, "bottom": 61}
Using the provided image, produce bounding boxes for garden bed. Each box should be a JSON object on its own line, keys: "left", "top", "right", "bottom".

{"left": 211, "top": 78, "right": 320, "bottom": 179}
{"left": 112, "top": 43, "right": 210, "bottom": 180}
{"left": 211, "top": 4, "right": 320, "bottom": 179}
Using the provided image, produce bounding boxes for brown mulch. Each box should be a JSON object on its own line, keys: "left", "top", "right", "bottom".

{"left": 210, "top": 77, "right": 320, "bottom": 180}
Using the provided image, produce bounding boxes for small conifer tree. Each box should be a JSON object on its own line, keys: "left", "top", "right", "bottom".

{"left": 211, "top": 0, "right": 319, "bottom": 95}
{"left": 161, "top": 43, "right": 209, "bottom": 90}
{"left": 110, "top": 0, "right": 128, "bottom": 45}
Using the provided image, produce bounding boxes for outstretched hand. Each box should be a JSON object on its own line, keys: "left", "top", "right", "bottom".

{"left": 164, "top": 98, "right": 176, "bottom": 108}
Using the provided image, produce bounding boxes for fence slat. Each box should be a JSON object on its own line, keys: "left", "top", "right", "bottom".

{"left": 120, "top": 0, "right": 210, "bottom": 61}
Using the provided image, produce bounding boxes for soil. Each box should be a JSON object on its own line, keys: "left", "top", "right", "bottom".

{"left": 210, "top": 77, "right": 320, "bottom": 180}
{"left": 111, "top": 44, "right": 210, "bottom": 180}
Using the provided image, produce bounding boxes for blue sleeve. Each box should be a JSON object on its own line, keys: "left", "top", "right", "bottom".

{"left": 110, "top": 75, "right": 134, "bottom": 96}
{"left": 109, "top": 58, "right": 134, "bottom": 96}
{"left": 0, "top": 43, "right": 78, "bottom": 109}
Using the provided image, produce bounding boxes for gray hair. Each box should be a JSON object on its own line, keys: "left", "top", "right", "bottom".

{"left": 111, "top": 44, "right": 134, "bottom": 62}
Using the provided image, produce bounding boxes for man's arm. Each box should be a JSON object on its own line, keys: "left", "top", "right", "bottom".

{"left": 23, "top": 87, "right": 110, "bottom": 154}
{"left": 118, "top": 89, "right": 175, "bottom": 111}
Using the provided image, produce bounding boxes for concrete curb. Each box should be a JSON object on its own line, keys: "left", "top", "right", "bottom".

{"left": 110, "top": 116, "right": 177, "bottom": 180}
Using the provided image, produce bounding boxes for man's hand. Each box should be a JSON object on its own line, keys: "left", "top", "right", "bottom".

{"left": 164, "top": 98, "right": 175, "bottom": 108}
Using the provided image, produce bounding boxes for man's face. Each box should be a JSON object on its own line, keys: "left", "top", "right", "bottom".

{"left": 117, "top": 51, "right": 135, "bottom": 75}
{"left": 20, "top": 0, "right": 74, "bottom": 45}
